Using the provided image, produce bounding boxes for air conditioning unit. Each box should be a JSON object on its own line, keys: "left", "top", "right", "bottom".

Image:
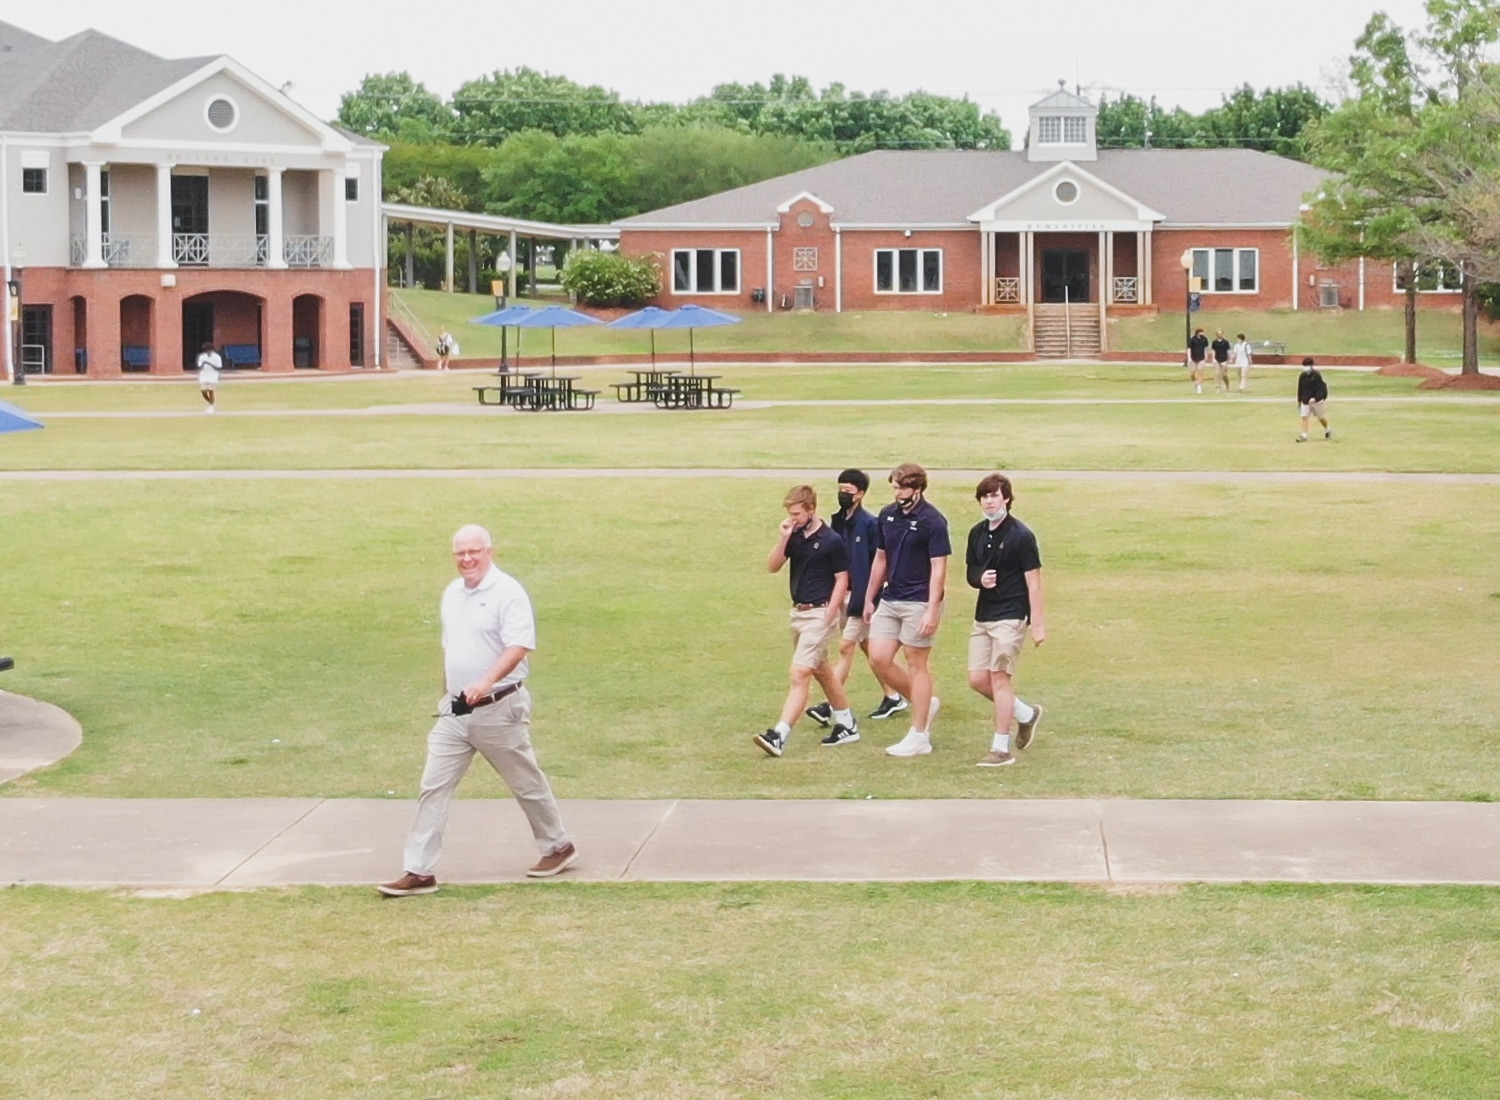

{"left": 793, "top": 285, "right": 815, "bottom": 310}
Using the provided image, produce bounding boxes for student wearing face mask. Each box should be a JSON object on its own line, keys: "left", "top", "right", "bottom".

{"left": 806, "top": 468, "right": 907, "bottom": 736}
{"left": 965, "top": 473, "right": 1046, "bottom": 767}
{"left": 864, "top": 463, "right": 952, "bottom": 757}
{"left": 755, "top": 485, "right": 855, "bottom": 757}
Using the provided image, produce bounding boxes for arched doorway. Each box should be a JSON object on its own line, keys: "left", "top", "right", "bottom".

{"left": 292, "top": 294, "right": 322, "bottom": 368}
{"left": 182, "top": 290, "right": 265, "bottom": 370}
{"left": 120, "top": 295, "right": 154, "bottom": 373}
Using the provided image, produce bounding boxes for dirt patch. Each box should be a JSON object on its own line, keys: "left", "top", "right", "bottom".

{"left": 1418, "top": 371, "right": 1500, "bottom": 391}
{"left": 1377, "top": 362, "right": 1448, "bottom": 380}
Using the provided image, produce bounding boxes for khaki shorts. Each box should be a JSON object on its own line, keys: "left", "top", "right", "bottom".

{"left": 968, "top": 618, "right": 1028, "bottom": 675}
{"left": 789, "top": 607, "right": 837, "bottom": 669}
{"left": 840, "top": 612, "right": 870, "bottom": 645}
{"left": 1299, "top": 400, "right": 1327, "bottom": 418}
{"left": 869, "top": 599, "right": 939, "bottom": 649}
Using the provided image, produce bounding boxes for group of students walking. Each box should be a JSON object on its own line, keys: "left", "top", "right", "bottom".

{"left": 757, "top": 464, "right": 1047, "bottom": 769}
{"left": 1186, "top": 328, "right": 1255, "bottom": 395}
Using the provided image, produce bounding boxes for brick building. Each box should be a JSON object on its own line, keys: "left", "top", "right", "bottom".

{"left": 1, "top": 21, "right": 385, "bottom": 379}
{"left": 617, "top": 86, "right": 1456, "bottom": 353}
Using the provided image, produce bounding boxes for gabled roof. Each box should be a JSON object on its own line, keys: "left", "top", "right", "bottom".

{"left": 0, "top": 22, "right": 211, "bottom": 132}
{"left": 1030, "top": 86, "right": 1096, "bottom": 112}
{"left": 617, "top": 148, "right": 1333, "bottom": 230}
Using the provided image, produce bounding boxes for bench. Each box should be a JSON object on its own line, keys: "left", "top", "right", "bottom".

{"left": 473, "top": 386, "right": 506, "bottom": 406}
{"left": 121, "top": 346, "right": 151, "bottom": 372}
{"left": 223, "top": 344, "right": 261, "bottom": 369}
{"left": 1251, "top": 341, "right": 1287, "bottom": 357}
{"left": 704, "top": 387, "right": 740, "bottom": 409}
{"left": 611, "top": 381, "right": 646, "bottom": 402}
{"left": 567, "top": 389, "right": 600, "bottom": 411}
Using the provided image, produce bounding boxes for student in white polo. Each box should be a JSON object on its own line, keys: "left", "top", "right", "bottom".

{"left": 195, "top": 342, "right": 221, "bottom": 413}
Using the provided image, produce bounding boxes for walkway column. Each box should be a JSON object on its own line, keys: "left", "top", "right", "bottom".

{"left": 507, "top": 230, "right": 518, "bottom": 300}
{"left": 467, "top": 229, "right": 478, "bottom": 293}
{"left": 154, "top": 164, "right": 177, "bottom": 269}
{"left": 834, "top": 225, "right": 843, "bottom": 313}
{"left": 1142, "top": 228, "right": 1154, "bottom": 305}
{"left": 265, "top": 167, "right": 287, "bottom": 270}
{"left": 403, "top": 224, "right": 415, "bottom": 288}
{"left": 329, "top": 169, "right": 349, "bottom": 269}
{"left": 83, "top": 162, "right": 106, "bottom": 268}
{"left": 444, "top": 222, "right": 454, "bottom": 293}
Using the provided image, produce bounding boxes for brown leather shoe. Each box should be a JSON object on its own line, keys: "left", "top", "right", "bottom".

{"left": 526, "top": 843, "right": 578, "bottom": 878}
{"left": 377, "top": 872, "right": 438, "bottom": 897}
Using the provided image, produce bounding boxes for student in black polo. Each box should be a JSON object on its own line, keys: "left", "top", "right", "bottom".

{"left": 864, "top": 462, "right": 952, "bottom": 758}
{"left": 965, "top": 473, "right": 1047, "bottom": 768}
{"left": 755, "top": 485, "right": 855, "bottom": 757}
{"left": 1188, "top": 327, "right": 1209, "bottom": 394}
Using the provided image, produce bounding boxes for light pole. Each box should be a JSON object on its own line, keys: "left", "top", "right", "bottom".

{"left": 1179, "top": 249, "right": 1194, "bottom": 365}
{"left": 494, "top": 251, "right": 513, "bottom": 370}
{"left": 7, "top": 244, "right": 24, "bottom": 386}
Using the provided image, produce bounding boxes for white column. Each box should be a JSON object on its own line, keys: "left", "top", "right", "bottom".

{"left": 83, "top": 162, "right": 106, "bottom": 268}
{"left": 507, "top": 231, "right": 518, "bottom": 299}
{"left": 330, "top": 169, "right": 350, "bottom": 269}
{"left": 266, "top": 167, "right": 286, "bottom": 269}
{"left": 1291, "top": 233, "right": 1300, "bottom": 312}
{"left": 1098, "top": 231, "right": 1108, "bottom": 343}
{"left": 1143, "top": 228, "right": 1154, "bottom": 305}
{"left": 834, "top": 226, "right": 843, "bottom": 313}
{"left": 981, "top": 231, "right": 992, "bottom": 305}
{"left": 444, "top": 222, "right": 455, "bottom": 293}
{"left": 1358, "top": 255, "right": 1366, "bottom": 311}
{"left": 154, "top": 164, "right": 176, "bottom": 268}
{"left": 765, "top": 229, "right": 773, "bottom": 313}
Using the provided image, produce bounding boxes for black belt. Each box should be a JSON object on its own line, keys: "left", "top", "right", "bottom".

{"left": 793, "top": 601, "right": 829, "bottom": 611}
{"left": 471, "top": 682, "right": 522, "bottom": 709}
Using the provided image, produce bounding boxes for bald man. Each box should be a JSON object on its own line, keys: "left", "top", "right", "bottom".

{"left": 379, "top": 524, "right": 576, "bottom": 896}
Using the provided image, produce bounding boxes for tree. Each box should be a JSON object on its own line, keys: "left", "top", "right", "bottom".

{"left": 1094, "top": 87, "right": 1327, "bottom": 156}
{"left": 336, "top": 72, "right": 453, "bottom": 142}
{"left": 451, "top": 68, "right": 637, "bottom": 145}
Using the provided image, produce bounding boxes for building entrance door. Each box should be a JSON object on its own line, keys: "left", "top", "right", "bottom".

{"left": 183, "top": 301, "right": 214, "bottom": 370}
{"left": 1041, "top": 250, "right": 1090, "bottom": 303}
{"left": 171, "top": 175, "right": 209, "bottom": 265}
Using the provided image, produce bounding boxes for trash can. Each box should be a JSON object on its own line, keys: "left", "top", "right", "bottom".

{"left": 74, "top": 348, "right": 87, "bottom": 374}
{"left": 293, "top": 337, "right": 313, "bottom": 368}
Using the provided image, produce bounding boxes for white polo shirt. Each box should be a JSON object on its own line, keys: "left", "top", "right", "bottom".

{"left": 440, "top": 564, "right": 536, "bottom": 694}
{"left": 196, "top": 350, "right": 222, "bottom": 385}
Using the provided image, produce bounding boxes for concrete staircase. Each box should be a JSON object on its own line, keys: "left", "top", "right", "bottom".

{"left": 1032, "top": 304, "right": 1101, "bottom": 358}
{"left": 384, "top": 319, "right": 424, "bottom": 370}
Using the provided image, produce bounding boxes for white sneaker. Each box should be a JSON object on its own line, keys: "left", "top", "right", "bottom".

{"left": 205, "top": 406, "right": 215, "bottom": 414}
{"left": 886, "top": 729, "right": 932, "bottom": 757}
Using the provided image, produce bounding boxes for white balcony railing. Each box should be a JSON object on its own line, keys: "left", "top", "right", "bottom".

{"left": 994, "top": 276, "right": 1020, "bottom": 303}
{"left": 69, "top": 234, "right": 158, "bottom": 268}
{"left": 284, "top": 235, "right": 333, "bottom": 267}
{"left": 67, "top": 231, "right": 335, "bottom": 269}
{"left": 1112, "top": 276, "right": 1139, "bottom": 304}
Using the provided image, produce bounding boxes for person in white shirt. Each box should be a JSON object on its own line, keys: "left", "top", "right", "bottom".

{"left": 379, "top": 524, "right": 576, "bottom": 896}
{"left": 1230, "top": 333, "right": 1253, "bottom": 393}
{"left": 195, "top": 342, "right": 222, "bottom": 413}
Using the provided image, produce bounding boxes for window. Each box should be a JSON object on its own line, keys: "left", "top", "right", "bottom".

{"left": 1054, "top": 180, "right": 1079, "bottom": 204}
{"left": 205, "top": 96, "right": 238, "bottom": 132}
{"left": 344, "top": 177, "right": 359, "bottom": 202}
{"left": 100, "top": 169, "right": 110, "bottom": 236}
{"left": 875, "top": 248, "right": 942, "bottom": 294}
{"left": 793, "top": 247, "right": 818, "bottom": 272}
{"left": 22, "top": 168, "right": 47, "bottom": 194}
{"left": 1037, "top": 116, "right": 1062, "bottom": 144}
{"left": 1063, "top": 116, "right": 1088, "bottom": 143}
{"left": 349, "top": 303, "right": 366, "bottom": 366}
{"left": 1395, "top": 260, "right": 1462, "bottom": 293}
{"left": 1188, "top": 247, "right": 1259, "bottom": 293}
{"left": 254, "top": 175, "right": 270, "bottom": 263}
{"left": 671, "top": 248, "right": 740, "bottom": 294}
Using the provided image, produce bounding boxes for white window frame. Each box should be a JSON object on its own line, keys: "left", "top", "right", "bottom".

{"left": 1394, "top": 260, "right": 1462, "bottom": 294}
{"left": 21, "top": 167, "right": 47, "bottom": 194}
{"left": 670, "top": 248, "right": 741, "bottom": 295}
{"left": 1189, "top": 247, "right": 1259, "bottom": 294}
{"left": 874, "top": 248, "right": 943, "bottom": 295}
{"left": 1037, "top": 116, "right": 1062, "bottom": 144}
{"left": 1063, "top": 116, "right": 1088, "bottom": 143}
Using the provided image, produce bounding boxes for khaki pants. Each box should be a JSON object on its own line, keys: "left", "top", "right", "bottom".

{"left": 402, "top": 686, "right": 570, "bottom": 875}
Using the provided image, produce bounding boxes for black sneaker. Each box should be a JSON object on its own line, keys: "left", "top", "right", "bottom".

{"left": 868, "top": 696, "right": 909, "bottom": 720}
{"left": 805, "top": 702, "right": 833, "bottom": 727}
{"left": 753, "top": 729, "right": 785, "bottom": 757}
{"left": 821, "top": 722, "right": 860, "bottom": 746}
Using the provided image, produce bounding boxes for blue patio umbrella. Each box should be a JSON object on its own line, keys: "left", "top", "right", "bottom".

{"left": 605, "top": 306, "right": 673, "bottom": 368}
{"left": 658, "top": 304, "right": 742, "bottom": 374}
{"left": 470, "top": 305, "right": 536, "bottom": 373}
{"left": 0, "top": 401, "right": 44, "bottom": 434}
{"left": 509, "top": 305, "right": 602, "bottom": 375}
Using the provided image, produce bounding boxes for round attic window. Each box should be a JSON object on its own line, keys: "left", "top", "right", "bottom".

{"left": 1054, "top": 179, "right": 1080, "bottom": 205}
{"left": 205, "top": 96, "right": 239, "bottom": 132}
{"left": 796, "top": 211, "right": 815, "bottom": 228}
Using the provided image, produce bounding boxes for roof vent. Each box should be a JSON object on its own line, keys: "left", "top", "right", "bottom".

{"left": 206, "top": 97, "right": 238, "bottom": 131}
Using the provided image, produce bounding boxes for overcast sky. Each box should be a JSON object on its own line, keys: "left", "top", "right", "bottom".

{"left": 21, "top": 0, "right": 1438, "bottom": 143}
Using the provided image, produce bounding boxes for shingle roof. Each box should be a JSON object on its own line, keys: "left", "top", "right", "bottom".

{"left": 618, "top": 148, "right": 1333, "bottom": 229}
{"left": 0, "top": 21, "right": 212, "bottom": 132}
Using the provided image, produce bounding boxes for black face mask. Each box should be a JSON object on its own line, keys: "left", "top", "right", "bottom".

{"left": 836, "top": 491, "right": 856, "bottom": 511}
{"left": 898, "top": 494, "right": 918, "bottom": 512}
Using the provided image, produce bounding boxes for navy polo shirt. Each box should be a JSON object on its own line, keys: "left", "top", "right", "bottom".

{"left": 874, "top": 498, "right": 951, "bottom": 603}
{"left": 965, "top": 514, "right": 1042, "bottom": 623}
{"left": 785, "top": 521, "right": 849, "bottom": 605}
{"left": 832, "top": 506, "right": 879, "bottom": 616}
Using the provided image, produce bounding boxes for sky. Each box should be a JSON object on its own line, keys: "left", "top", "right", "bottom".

{"left": 18, "top": 0, "right": 1439, "bottom": 143}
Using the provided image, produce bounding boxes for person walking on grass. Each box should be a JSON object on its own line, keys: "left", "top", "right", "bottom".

{"left": 865, "top": 463, "right": 951, "bottom": 758}
{"left": 1211, "top": 329, "right": 1232, "bottom": 394}
{"left": 1187, "top": 327, "right": 1209, "bottom": 394}
{"left": 806, "top": 468, "right": 907, "bottom": 733}
{"left": 1297, "top": 357, "right": 1333, "bottom": 442}
{"left": 756, "top": 485, "right": 855, "bottom": 756}
{"left": 965, "top": 474, "right": 1047, "bottom": 768}
{"left": 435, "top": 329, "right": 457, "bottom": 371}
{"left": 195, "top": 342, "right": 221, "bottom": 413}
{"left": 1231, "top": 333, "right": 1253, "bottom": 393}
{"left": 379, "top": 524, "right": 576, "bottom": 896}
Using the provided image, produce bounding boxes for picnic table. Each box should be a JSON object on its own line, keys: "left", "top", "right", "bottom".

{"left": 650, "top": 373, "right": 740, "bottom": 410}
{"left": 611, "top": 368, "right": 682, "bottom": 403}
{"left": 473, "top": 372, "right": 598, "bottom": 411}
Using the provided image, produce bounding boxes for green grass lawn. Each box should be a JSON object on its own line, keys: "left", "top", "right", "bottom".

{"left": 3, "top": 883, "right": 1497, "bottom": 1099}
{"left": 394, "top": 286, "right": 1500, "bottom": 363}
{"left": 4, "top": 476, "right": 1498, "bottom": 801}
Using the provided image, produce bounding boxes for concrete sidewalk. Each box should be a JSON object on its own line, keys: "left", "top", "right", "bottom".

{"left": 3, "top": 796, "right": 1498, "bottom": 890}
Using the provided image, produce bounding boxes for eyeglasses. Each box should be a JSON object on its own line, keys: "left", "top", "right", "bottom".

{"left": 452, "top": 548, "right": 491, "bottom": 559}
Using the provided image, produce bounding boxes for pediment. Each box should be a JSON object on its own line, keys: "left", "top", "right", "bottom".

{"left": 970, "top": 162, "right": 1163, "bottom": 229}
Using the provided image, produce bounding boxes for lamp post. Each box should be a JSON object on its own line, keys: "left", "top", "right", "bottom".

{"left": 495, "top": 251, "right": 513, "bottom": 370}
{"left": 1179, "top": 249, "right": 1194, "bottom": 366}
{"left": 7, "top": 244, "right": 25, "bottom": 386}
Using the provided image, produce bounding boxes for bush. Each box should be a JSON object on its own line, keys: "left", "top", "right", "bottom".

{"left": 560, "top": 250, "right": 661, "bottom": 307}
